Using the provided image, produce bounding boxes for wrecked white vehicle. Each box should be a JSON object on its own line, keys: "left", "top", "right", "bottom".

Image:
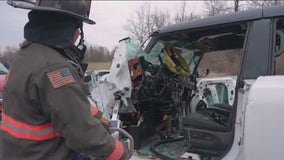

{"left": 91, "top": 4, "right": 284, "bottom": 160}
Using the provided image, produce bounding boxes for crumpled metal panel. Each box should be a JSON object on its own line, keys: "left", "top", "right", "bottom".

{"left": 108, "top": 40, "right": 132, "bottom": 98}
{"left": 91, "top": 39, "right": 138, "bottom": 119}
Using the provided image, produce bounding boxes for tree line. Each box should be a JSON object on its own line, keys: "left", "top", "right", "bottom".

{"left": 0, "top": 44, "right": 115, "bottom": 65}
{"left": 0, "top": 0, "right": 283, "bottom": 64}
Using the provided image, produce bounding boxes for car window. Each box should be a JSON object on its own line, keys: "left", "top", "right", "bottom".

{"left": 198, "top": 49, "right": 243, "bottom": 77}
{"left": 274, "top": 18, "right": 284, "bottom": 75}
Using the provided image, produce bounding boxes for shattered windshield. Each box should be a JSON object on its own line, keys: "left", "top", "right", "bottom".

{"left": 142, "top": 40, "right": 195, "bottom": 74}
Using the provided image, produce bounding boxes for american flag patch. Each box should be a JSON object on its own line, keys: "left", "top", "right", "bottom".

{"left": 47, "top": 68, "right": 75, "bottom": 88}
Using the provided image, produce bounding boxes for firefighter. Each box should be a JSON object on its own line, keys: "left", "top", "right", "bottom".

{"left": 0, "top": 0, "right": 129, "bottom": 160}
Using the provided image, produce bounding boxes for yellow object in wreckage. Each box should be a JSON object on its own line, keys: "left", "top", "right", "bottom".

{"left": 164, "top": 44, "right": 190, "bottom": 77}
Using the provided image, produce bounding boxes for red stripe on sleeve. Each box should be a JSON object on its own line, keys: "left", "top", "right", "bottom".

{"left": 89, "top": 102, "right": 99, "bottom": 116}
{"left": 106, "top": 139, "right": 125, "bottom": 160}
{"left": 1, "top": 124, "right": 59, "bottom": 141}
{"left": 91, "top": 108, "right": 99, "bottom": 116}
{"left": 2, "top": 112, "right": 53, "bottom": 131}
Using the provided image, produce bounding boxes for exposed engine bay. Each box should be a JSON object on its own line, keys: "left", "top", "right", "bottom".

{"left": 122, "top": 55, "right": 195, "bottom": 149}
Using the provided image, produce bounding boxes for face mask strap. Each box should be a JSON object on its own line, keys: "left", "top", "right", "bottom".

{"left": 77, "top": 23, "right": 87, "bottom": 54}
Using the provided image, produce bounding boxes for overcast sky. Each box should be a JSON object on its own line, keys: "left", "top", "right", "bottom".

{"left": 0, "top": 1, "right": 204, "bottom": 51}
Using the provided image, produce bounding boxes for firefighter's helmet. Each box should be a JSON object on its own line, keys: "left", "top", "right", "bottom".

{"left": 7, "top": 0, "right": 95, "bottom": 24}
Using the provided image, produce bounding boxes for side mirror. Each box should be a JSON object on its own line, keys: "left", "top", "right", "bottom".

{"left": 196, "top": 68, "right": 209, "bottom": 78}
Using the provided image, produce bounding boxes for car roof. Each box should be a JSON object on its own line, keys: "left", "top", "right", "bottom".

{"left": 156, "top": 4, "right": 284, "bottom": 34}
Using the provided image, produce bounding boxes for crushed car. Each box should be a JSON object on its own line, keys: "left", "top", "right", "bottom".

{"left": 91, "top": 4, "right": 284, "bottom": 160}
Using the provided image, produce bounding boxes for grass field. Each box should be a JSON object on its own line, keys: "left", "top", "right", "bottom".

{"left": 86, "top": 62, "right": 112, "bottom": 71}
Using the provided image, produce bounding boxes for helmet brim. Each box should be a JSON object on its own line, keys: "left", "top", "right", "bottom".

{"left": 8, "top": 1, "right": 96, "bottom": 24}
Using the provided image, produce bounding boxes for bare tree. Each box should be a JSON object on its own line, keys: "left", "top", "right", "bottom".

{"left": 232, "top": 0, "right": 249, "bottom": 12}
{"left": 153, "top": 7, "right": 171, "bottom": 29}
{"left": 174, "top": 1, "right": 200, "bottom": 23}
{"left": 84, "top": 45, "right": 112, "bottom": 62}
{"left": 0, "top": 46, "right": 18, "bottom": 64}
{"left": 125, "top": 3, "right": 171, "bottom": 43}
{"left": 125, "top": 4, "right": 148, "bottom": 43}
{"left": 234, "top": 0, "right": 240, "bottom": 12}
{"left": 246, "top": 0, "right": 283, "bottom": 8}
{"left": 227, "top": 0, "right": 248, "bottom": 12}
{"left": 204, "top": 0, "right": 230, "bottom": 16}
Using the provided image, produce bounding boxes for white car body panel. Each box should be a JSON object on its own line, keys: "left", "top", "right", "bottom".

{"left": 91, "top": 41, "right": 134, "bottom": 119}
{"left": 108, "top": 42, "right": 132, "bottom": 98}
{"left": 242, "top": 76, "right": 284, "bottom": 160}
{"left": 223, "top": 76, "right": 284, "bottom": 160}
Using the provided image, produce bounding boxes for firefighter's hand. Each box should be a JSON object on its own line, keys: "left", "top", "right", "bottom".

{"left": 99, "top": 116, "right": 111, "bottom": 134}
{"left": 99, "top": 116, "right": 109, "bottom": 124}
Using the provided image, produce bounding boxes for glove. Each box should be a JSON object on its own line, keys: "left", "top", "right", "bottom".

{"left": 99, "top": 116, "right": 109, "bottom": 124}
{"left": 99, "top": 116, "right": 111, "bottom": 134}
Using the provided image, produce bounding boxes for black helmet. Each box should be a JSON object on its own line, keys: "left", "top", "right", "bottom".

{"left": 7, "top": 0, "right": 95, "bottom": 24}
